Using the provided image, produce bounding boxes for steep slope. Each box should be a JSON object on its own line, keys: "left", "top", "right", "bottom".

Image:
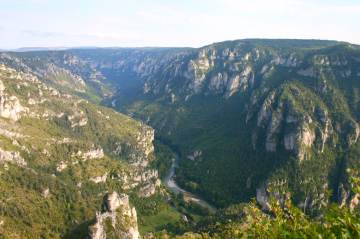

{"left": 1, "top": 39, "right": 359, "bottom": 217}
{"left": 0, "top": 62, "right": 160, "bottom": 238}
{"left": 65, "top": 39, "right": 360, "bottom": 210}
{"left": 0, "top": 51, "right": 111, "bottom": 102}
{"left": 88, "top": 192, "right": 140, "bottom": 239}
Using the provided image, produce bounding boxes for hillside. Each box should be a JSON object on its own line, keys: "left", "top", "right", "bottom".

{"left": 64, "top": 39, "right": 360, "bottom": 210}
{"left": 0, "top": 61, "right": 163, "bottom": 238}
{"left": 0, "top": 39, "right": 359, "bottom": 238}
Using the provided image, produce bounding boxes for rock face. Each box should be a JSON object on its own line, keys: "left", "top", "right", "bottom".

{"left": 56, "top": 161, "right": 67, "bottom": 172}
{"left": 0, "top": 79, "right": 27, "bottom": 121}
{"left": 0, "top": 39, "right": 359, "bottom": 216}
{"left": 350, "top": 193, "right": 360, "bottom": 210}
{"left": 90, "top": 173, "right": 108, "bottom": 184}
{"left": 0, "top": 147, "right": 26, "bottom": 166}
{"left": 256, "top": 186, "right": 270, "bottom": 211}
{"left": 82, "top": 147, "right": 104, "bottom": 160}
{"left": 0, "top": 60, "right": 159, "bottom": 238}
{"left": 248, "top": 85, "right": 339, "bottom": 162}
{"left": 138, "top": 182, "right": 157, "bottom": 198}
{"left": 256, "top": 182, "right": 291, "bottom": 212}
{"left": 225, "top": 65, "right": 253, "bottom": 98}
{"left": 59, "top": 40, "right": 358, "bottom": 208}
{"left": 88, "top": 192, "right": 140, "bottom": 239}
{"left": 136, "top": 126, "right": 155, "bottom": 160}
{"left": 187, "top": 150, "right": 202, "bottom": 161}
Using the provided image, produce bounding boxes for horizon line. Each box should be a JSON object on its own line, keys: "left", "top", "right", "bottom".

{"left": 1, "top": 38, "right": 358, "bottom": 52}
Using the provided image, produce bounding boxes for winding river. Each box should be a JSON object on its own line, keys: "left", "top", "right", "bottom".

{"left": 164, "top": 153, "right": 216, "bottom": 213}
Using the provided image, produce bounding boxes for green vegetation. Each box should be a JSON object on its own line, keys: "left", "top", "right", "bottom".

{"left": 0, "top": 65, "right": 157, "bottom": 238}
{"left": 101, "top": 40, "right": 360, "bottom": 210}
{"left": 151, "top": 141, "right": 175, "bottom": 180}
{"left": 0, "top": 39, "right": 359, "bottom": 238}
{"left": 154, "top": 170, "right": 360, "bottom": 238}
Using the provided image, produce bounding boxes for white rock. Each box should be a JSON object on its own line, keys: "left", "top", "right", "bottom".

{"left": 0, "top": 148, "right": 26, "bottom": 166}
{"left": 257, "top": 91, "right": 276, "bottom": 127}
{"left": 208, "top": 72, "right": 228, "bottom": 93}
{"left": 256, "top": 186, "right": 270, "bottom": 211}
{"left": 0, "top": 88, "right": 28, "bottom": 121}
{"left": 225, "top": 65, "right": 253, "bottom": 98}
{"left": 187, "top": 150, "right": 202, "bottom": 161}
{"left": 56, "top": 161, "right": 67, "bottom": 172}
{"left": 284, "top": 133, "right": 296, "bottom": 150}
{"left": 138, "top": 183, "right": 156, "bottom": 198}
{"left": 42, "top": 188, "right": 50, "bottom": 198}
{"left": 90, "top": 173, "right": 108, "bottom": 184}
{"left": 105, "top": 192, "right": 129, "bottom": 212}
{"left": 111, "top": 99, "right": 117, "bottom": 107}
{"left": 350, "top": 193, "right": 360, "bottom": 211}
{"left": 82, "top": 147, "right": 104, "bottom": 160}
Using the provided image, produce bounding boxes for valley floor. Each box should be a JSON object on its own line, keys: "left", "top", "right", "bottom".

{"left": 164, "top": 153, "right": 216, "bottom": 213}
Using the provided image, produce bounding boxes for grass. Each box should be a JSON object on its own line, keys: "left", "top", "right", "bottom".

{"left": 139, "top": 206, "right": 181, "bottom": 233}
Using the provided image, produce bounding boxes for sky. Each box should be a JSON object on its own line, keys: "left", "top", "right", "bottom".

{"left": 0, "top": 0, "right": 359, "bottom": 49}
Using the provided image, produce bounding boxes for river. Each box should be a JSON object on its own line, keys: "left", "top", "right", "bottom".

{"left": 164, "top": 153, "right": 216, "bottom": 213}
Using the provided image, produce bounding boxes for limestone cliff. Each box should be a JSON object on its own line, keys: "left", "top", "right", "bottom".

{"left": 88, "top": 192, "right": 140, "bottom": 239}
{"left": 0, "top": 60, "right": 159, "bottom": 238}
{"left": 1, "top": 39, "right": 359, "bottom": 213}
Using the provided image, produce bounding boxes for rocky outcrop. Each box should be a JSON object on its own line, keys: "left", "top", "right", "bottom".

{"left": 338, "top": 182, "right": 360, "bottom": 211}
{"left": 347, "top": 120, "right": 359, "bottom": 146}
{"left": 0, "top": 57, "right": 162, "bottom": 238}
{"left": 256, "top": 181, "right": 291, "bottom": 212}
{"left": 208, "top": 73, "right": 228, "bottom": 93}
{"left": 295, "top": 120, "right": 316, "bottom": 161}
{"left": 257, "top": 91, "right": 276, "bottom": 127}
{"left": 88, "top": 192, "right": 140, "bottom": 239}
{"left": 188, "top": 50, "right": 213, "bottom": 94}
{"left": 109, "top": 124, "right": 159, "bottom": 196}
{"left": 188, "top": 62, "right": 207, "bottom": 94}
{"left": 82, "top": 147, "right": 104, "bottom": 160}
{"left": 0, "top": 79, "right": 27, "bottom": 121}
{"left": 138, "top": 181, "right": 160, "bottom": 198}
{"left": 42, "top": 188, "right": 50, "bottom": 198}
{"left": 1, "top": 41, "right": 359, "bottom": 230}
{"left": 0, "top": 148, "right": 26, "bottom": 167}
{"left": 67, "top": 110, "right": 88, "bottom": 128}
{"left": 250, "top": 85, "right": 341, "bottom": 162}
{"left": 90, "top": 173, "right": 108, "bottom": 184}
{"left": 265, "top": 111, "right": 283, "bottom": 152}
{"left": 350, "top": 193, "right": 360, "bottom": 211}
{"left": 225, "top": 66, "right": 253, "bottom": 98}
{"left": 187, "top": 150, "right": 202, "bottom": 161}
{"left": 56, "top": 161, "right": 68, "bottom": 172}
{"left": 136, "top": 126, "right": 155, "bottom": 159}
{"left": 44, "top": 63, "right": 87, "bottom": 92}
{"left": 256, "top": 185, "right": 270, "bottom": 211}
{"left": 130, "top": 126, "right": 155, "bottom": 167}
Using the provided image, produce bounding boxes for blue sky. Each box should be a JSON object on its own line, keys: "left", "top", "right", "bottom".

{"left": 0, "top": 0, "right": 359, "bottom": 48}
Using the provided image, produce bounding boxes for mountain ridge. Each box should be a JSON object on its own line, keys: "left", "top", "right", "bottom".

{"left": 2, "top": 38, "right": 357, "bottom": 53}
{"left": 0, "top": 38, "right": 359, "bottom": 238}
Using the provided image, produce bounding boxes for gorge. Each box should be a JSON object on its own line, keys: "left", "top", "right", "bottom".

{"left": 0, "top": 39, "right": 359, "bottom": 238}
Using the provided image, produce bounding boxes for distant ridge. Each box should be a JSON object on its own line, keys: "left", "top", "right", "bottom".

{"left": 1, "top": 38, "right": 359, "bottom": 52}
{"left": 2, "top": 46, "right": 104, "bottom": 52}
